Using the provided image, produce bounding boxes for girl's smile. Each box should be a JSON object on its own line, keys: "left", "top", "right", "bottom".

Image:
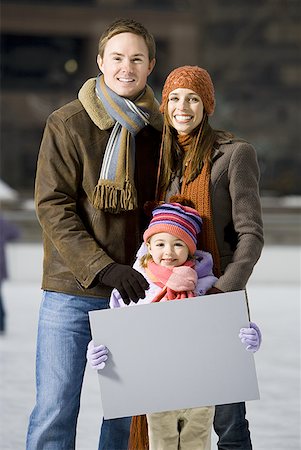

{"left": 147, "top": 232, "right": 190, "bottom": 267}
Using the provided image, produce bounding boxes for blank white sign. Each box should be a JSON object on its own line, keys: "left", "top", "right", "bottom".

{"left": 89, "top": 290, "right": 259, "bottom": 419}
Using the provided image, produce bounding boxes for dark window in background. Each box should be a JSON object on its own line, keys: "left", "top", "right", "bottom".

{"left": 1, "top": 34, "right": 85, "bottom": 90}
{"left": 0, "top": 34, "right": 88, "bottom": 194}
{"left": 147, "top": 38, "right": 169, "bottom": 99}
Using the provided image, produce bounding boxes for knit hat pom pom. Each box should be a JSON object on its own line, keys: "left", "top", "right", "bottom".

{"left": 143, "top": 200, "right": 164, "bottom": 217}
{"left": 144, "top": 196, "right": 195, "bottom": 216}
{"left": 169, "top": 195, "right": 196, "bottom": 209}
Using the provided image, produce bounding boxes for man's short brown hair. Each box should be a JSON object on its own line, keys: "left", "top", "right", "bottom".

{"left": 98, "top": 18, "right": 156, "bottom": 61}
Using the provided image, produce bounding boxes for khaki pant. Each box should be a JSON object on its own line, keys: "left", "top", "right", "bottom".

{"left": 147, "top": 406, "right": 214, "bottom": 450}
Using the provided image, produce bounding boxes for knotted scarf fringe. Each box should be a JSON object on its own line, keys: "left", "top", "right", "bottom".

{"left": 92, "top": 179, "right": 138, "bottom": 213}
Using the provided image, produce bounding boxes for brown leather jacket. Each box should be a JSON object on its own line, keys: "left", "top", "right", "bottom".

{"left": 35, "top": 79, "right": 162, "bottom": 297}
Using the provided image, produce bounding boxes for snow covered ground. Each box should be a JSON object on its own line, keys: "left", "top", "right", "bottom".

{"left": 0, "top": 244, "right": 300, "bottom": 449}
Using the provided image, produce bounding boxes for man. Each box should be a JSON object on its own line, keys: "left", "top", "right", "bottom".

{"left": 26, "top": 18, "right": 162, "bottom": 450}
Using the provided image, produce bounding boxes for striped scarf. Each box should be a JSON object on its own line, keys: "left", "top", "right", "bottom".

{"left": 94, "top": 74, "right": 152, "bottom": 213}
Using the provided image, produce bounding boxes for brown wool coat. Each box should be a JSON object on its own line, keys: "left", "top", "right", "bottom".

{"left": 35, "top": 80, "right": 162, "bottom": 297}
{"left": 206, "top": 133, "right": 264, "bottom": 292}
{"left": 167, "top": 132, "right": 264, "bottom": 293}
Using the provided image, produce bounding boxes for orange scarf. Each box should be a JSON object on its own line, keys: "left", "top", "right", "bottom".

{"left": 176, "top": 133, "right": 221, "bottom": 276}
{"left": 128, "top": 415, "right": 149, "bottom": 450}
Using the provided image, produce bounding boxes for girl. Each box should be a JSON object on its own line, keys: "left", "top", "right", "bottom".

{"left": 87, "top": 199, "right": 261, "bottom": 450}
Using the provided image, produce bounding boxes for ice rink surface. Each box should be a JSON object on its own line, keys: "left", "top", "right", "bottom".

{"left": 0, "top": 244, "right": 300, "bottom": 449}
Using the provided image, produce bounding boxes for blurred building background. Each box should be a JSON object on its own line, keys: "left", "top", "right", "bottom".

{"left": 1, "top": 0, "right": 300, "bottom": 244}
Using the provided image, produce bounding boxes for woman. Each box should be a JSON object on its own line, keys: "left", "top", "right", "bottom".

{"left": 153, "top": 65, "right": 264, "bottom": 449}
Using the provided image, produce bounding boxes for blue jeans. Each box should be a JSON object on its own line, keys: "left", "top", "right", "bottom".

{"left": 213, "top": 403, "right": 252, "bottom": 450}
{"left": 26, "top": 291, "right": 131, "bottom": 450}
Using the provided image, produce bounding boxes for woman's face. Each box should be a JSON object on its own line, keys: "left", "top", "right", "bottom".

{"left": 167, "top": 88, "right": 204, "bottom": 135}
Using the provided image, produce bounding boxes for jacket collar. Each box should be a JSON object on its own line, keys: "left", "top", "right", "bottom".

{"left": 78, "top": 78, "right": 163, "bottom": 132}
{"left": 212, "top": 131, "right": 236, "bottom": 160}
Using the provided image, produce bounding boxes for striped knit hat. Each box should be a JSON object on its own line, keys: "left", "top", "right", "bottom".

{"left": 143, "top": 202, "right": 202, "bottom": 255}
{"left": 160, "top": 65, "right": 215, "bottom": 116}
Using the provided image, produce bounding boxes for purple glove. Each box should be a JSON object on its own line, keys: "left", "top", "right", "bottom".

{"left": 86, "top": 340, "right": 108, "bottom": 370}
{"left": 239, "top": 322, "right": 262, "bottom": 353}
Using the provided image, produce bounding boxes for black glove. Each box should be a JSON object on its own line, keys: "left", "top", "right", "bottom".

{"left": 99, "top": 263, "right": 149, "bottom": 305}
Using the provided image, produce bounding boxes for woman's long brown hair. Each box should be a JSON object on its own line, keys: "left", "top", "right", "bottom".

{"left": 157, "top": 109, "right": 217, "bottom": 199}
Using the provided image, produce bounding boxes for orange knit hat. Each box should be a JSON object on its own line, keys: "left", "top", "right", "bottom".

{"left": 160, "top": 65, "right": 215, "bottom": 116}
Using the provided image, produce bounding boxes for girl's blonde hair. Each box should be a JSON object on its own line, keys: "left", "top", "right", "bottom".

{"left": 139, "top": 249, "right": 153, "bottom": 268}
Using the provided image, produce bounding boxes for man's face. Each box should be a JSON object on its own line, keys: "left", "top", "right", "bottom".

{"left": 97, "top": 32, "right": 155, "bottom": 99}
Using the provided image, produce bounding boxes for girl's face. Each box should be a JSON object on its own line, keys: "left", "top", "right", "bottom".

{"left": 167, "top": 88, "right": 204, "bottom": 135}
{"left": 147, "top": 232, "right": 189, "bottom": 267}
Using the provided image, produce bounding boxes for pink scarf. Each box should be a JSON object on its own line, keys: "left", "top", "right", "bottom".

{"left": 145, "top": 260, "right": 197, "bottom": 302}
